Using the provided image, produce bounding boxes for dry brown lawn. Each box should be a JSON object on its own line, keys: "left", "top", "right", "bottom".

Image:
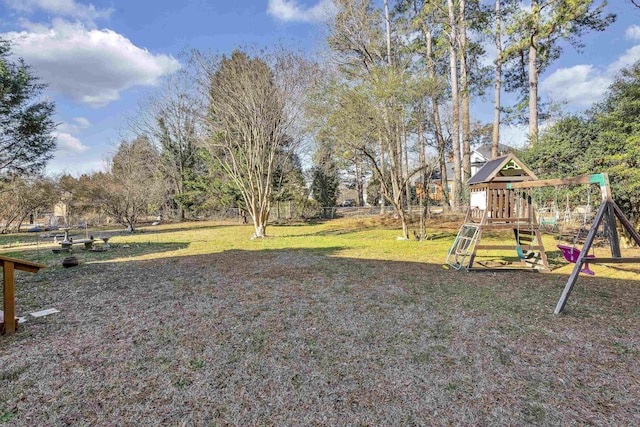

{"left": 1, "top": 218, "right": 639, "bottom": 425}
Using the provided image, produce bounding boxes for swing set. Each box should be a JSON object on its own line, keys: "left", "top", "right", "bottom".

{"left": 554, "top": 184, "right": 597, "bottom": 275}
{"left": 446, "top": 154, "right": 640, "bottom": 313}
{"left": 506, "top": 172, "right": 640, "bottom": 314}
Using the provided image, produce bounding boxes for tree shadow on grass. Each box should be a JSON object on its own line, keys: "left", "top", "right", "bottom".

{"left": 1, "top": 241, "right": 190, "bottom": 269}
{"left": 3, "top": 246, "right": 640, "bottom": 426}
{"left": 24, "top": 246, "right": 640, "bottom": 320}
{"left": 133, "top": 222, "right": 236, "bottom": 236}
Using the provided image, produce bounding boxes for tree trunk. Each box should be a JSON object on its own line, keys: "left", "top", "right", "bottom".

{"left": 418, "top": 102, "right": 428, "bottom": 240}
{"left": 250, "top": 201, "right": 269, "bottom": 239}
{"left": 394, "top": 119, "right": 405, "bottom": 209}
{"left": 378, "top": 132, "right": 386, "bottom": 214}
{"left": 420, "top": 20, "right": 449, "bottom": 207}
{"left": 390, "top": 195, "right": 410, "bottom": 240}
{"left": 447, "top": 0, "right": 462, "bottom": 208}
{"left": 252, "top": 222, "right": 266, "bottom": 239}
{"left": 459, "top": 0, "right": 471, "bottom": 186}
{"left": 400, "top": 210, "right": 409, "bottom": 240}
{"left": 356, "top": 159, "right": 364, "bottom": 207}
{"left": 403, "top": 118, "right": 411, "bottom": 209}
{"left": 383, "top": 109, "right": 409, "bottom": 240}
{"left": 492, "top": 0, "right": 502, "bottom": 159}
{"left": 529, "top": 0, "right": 539, "bottom": 145}
{"left": 383, "top": 0, "right": 392, "bottom": 67}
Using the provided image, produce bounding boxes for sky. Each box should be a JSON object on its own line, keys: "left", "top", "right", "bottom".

{"left": 0, "top": 0, "right": 639, "bottom": 176}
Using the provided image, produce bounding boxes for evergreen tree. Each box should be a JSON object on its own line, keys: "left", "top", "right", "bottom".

{"left": 0, "top": 38, "right": 56, "bottom": 176}
{"left": 310, "top": 139, "right": 339, "bottom": 208}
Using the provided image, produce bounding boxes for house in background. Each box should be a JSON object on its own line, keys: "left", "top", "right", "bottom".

{"left": 470, "top": 143, "right": 513, "bottom": 177}
{"left": 444, "top": 143, "right": 515, "bottom": 205}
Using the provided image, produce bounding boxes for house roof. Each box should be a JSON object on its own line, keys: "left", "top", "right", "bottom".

{"left": 467, "top": 153, "right": 537, "bottom": 185}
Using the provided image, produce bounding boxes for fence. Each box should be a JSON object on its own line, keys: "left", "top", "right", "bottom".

{"left": 166, "top": 203, "right": 471, "bottom": 223}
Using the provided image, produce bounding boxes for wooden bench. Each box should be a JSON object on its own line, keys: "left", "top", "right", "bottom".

{"left": 1, "top": 255, "right": 45, "bottom": 335}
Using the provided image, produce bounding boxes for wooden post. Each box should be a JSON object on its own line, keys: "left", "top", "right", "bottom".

{"left": 611, "top": 202, "right": 640, "bottom": 247}
{"left": 3, "top": 261, "right": 15, "bottom": 334}
{"left": 606, "top": 202, "right": 621, "bottom": 258}
{"left": 467, "top": 226, "right": 484, "bottom": 269}
{"left": 1, "top": 256, "right": 45, "bottom": 335}
{"left": 554, "top": 200, "right": 608, "bottom": 314}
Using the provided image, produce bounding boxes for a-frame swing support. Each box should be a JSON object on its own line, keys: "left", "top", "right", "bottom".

{"left": 508, "top": 173, "right": 640, "bottom": 314}
{"left": 553, "top": 198, "right": 640, "bottom": 314}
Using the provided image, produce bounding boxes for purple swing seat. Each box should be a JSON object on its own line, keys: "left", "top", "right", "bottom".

{"left": 556, "top": 244, "right": 595, "bottom": 275}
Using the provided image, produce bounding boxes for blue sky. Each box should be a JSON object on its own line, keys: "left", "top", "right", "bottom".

{"left": 0, "top": 0, "right": 638, "bottom": 176}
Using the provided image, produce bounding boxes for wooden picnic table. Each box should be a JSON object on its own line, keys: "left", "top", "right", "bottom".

{"left": 1, "top": 255, "right": 45, "bottom": 335}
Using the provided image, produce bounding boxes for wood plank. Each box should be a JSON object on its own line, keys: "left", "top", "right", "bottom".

{"left": 0, "top": 255, "right": 45, "bottom": 273}
{"left": 509, "top": 188, "right": 515, "bottom": 218}
{"left": 605, "top": 203, "right": 621, "bottom": 257}
{"left": 479, "top": 223, "right": 531, "bottom": 229}
{"left": 491, "top": 176, "right": 532, "bottom": 182}
{"left": 485, "top": 183, "right": 510, "bottom": 190}
{"left": 3, "top": 261, "right": 15, "bottom": 334}
{"left": 467, "top": 267, "right": 540, "bottom": 272}
{"left": 475, "top": 245, "right": 545, "bottom": 250}
{"left": 509, "top": 175, "right": 595, "bottom": 189}
{"left": 487, "top": 217, "right": 523, "bottom": 222}
{"left": 467, "top": 227, "right": 483, "bottom": 269}
{"left": 587, "top": 257, "right": 640, "bottom": 264}
{"left": 612, "top": 201, "right": 640, "bottom": 247}
{"left": 535, "top": 229, "right": 550, "bottom": 271}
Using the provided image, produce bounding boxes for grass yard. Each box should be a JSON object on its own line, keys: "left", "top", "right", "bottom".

{"left": 1, "top": 217, "right": 639, "bottom": 425}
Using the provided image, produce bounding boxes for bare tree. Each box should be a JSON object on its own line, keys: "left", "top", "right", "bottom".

{"left": 97, "top": 137, "right": 164, "bottom": 232}
{"left": 0, "top": 176, "right": 57, "bottom": 232}
{"left": 324, "top": 0, "right": 434, "bottom": 239}
{"left": 200, "top": 49, "right": 313, "bottom": 239}
{"left": 408, "top": 0, "right": 450, "bottom": 206}
{"left": 131, "top": 72, "right": 204, "bottom": 221}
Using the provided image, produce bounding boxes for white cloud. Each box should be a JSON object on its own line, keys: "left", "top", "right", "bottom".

{"left": 607, "top": 45, "right": 640, "bottom": 74}
{"left": 57, "top": 116, "right": 91, "bottom": 134}
{"left": 540, "top": 64, "right": 612, "bottom": 107}
{"left": 5, "top": 0, "right": 113, "bottom": 26}
{"left": 73, "top": 117, "right": 91, "bottom": 129}
{"left": 3, "top": 20, "right": 181, "bottom": 107}
{"left": 46, "top": 158, "right": 107, "bottom": 176}
{"left": 625, "top": 25, "right": 640, "bottom": 41}
{"left": 16, "top": 19, "right": 50, "bottom": 33}
{"left": 53, "top": 131, "right": 90, "bottom": 153}
{"left": 267, "top": 0, "right": 335, "bottom": 23}
{"left": 500, "top": 125, "right": 529, "bottom": 148}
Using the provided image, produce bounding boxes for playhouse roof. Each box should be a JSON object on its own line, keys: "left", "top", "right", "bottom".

{"left": 467, "top": 153, "right": 537, "bottom": 185}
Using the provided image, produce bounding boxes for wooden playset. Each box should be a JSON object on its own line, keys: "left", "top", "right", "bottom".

{"left": 446, "top": 154, "right": 640, "bottom": 313}
{"left": 445, "top": 153, "right": 549, "bottom": 271}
